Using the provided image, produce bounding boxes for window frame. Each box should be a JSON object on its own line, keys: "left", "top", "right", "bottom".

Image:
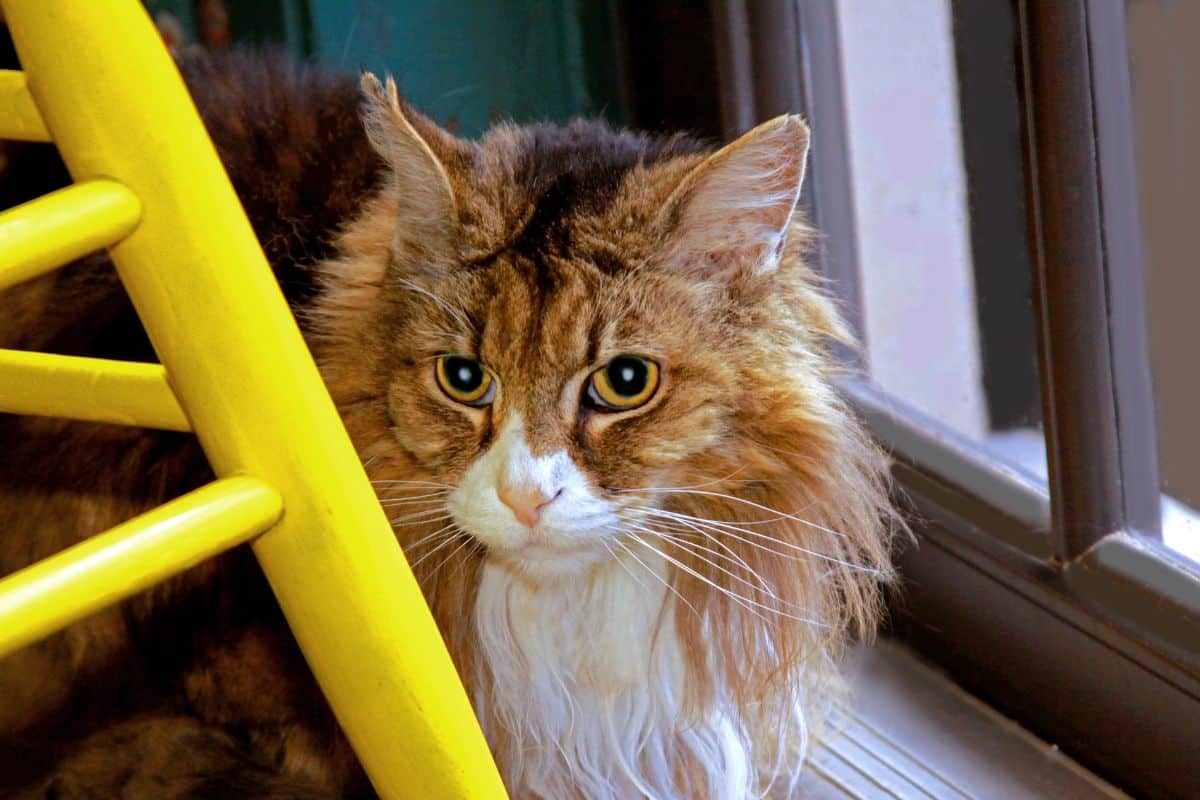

{"left": 1020, "top": 0, "right": 1162, "bottom": 556}
{"left": 697, "top": 1, "right": 1200, "bottom": 796}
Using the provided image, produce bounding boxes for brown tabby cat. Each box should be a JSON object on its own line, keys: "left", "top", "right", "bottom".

{"left": 0, "top": 50, "right": 896, "bottom": 799}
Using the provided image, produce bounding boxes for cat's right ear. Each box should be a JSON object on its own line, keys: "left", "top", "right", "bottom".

{"left": 360, "top": 73, "right": 465, "bottom": 250}
{"left": 656, "top": 114, "right": 809, "bottom": 284}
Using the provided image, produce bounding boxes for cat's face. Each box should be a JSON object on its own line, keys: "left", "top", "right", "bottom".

{"left": 336, "top": 76, "right": 822, "bottom": 577}
{"left": 388, "top": 246, "right": 740, "bottom": 575}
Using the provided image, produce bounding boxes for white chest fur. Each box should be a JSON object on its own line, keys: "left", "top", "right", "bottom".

{"left": 472, "top": 552, "right": 759, "bottom": 800}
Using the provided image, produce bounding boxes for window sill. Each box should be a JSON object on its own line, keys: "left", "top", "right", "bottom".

{"left": 798, "top": 639, "right": 1127, "bottom": 799}
{"left": 840, "top": 378, "right": 1200, "bottom": 797}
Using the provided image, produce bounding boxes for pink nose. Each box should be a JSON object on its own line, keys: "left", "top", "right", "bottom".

{"left": 497, "top": 484, "right": 562, "bottom": 528}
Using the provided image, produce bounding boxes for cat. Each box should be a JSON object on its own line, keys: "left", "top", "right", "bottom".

{"left": 0, "top": 49, "right": 896, "bottom": 799}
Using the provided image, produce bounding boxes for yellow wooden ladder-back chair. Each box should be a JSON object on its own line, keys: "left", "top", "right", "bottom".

{"left": 0, "top": 1, "right": 507, "bottom": 796}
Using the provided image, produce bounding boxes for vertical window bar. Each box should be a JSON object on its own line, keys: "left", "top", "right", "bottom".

{"left": 1017, "top": 0, "right": 1160, "bottom": 560}
{"left": 1084, "top": 0, "right": 1161, "bottom": 540}
{"left": 744, "top": 1, "right": 802, "bottom": 121}
{"left": 710, "top": 0, "right": 756, "bottom": 137}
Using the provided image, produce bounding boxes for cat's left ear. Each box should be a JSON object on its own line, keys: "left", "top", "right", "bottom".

{"left": 658, "top": 114, "right": 809, "bottom": 281}
{"left": 361, "top": 73, "right": 468, "bottom": 247}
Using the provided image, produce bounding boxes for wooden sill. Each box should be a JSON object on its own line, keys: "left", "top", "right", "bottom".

{"left": 797, "top": 639, "right": 1128, "bottom": 799}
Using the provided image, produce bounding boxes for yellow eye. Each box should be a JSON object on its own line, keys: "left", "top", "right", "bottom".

{"left": 587, "top": 356, "right": 660, "bottom": 411}
{"left": 435, "top": 355, "right": 495, "bottom": 406}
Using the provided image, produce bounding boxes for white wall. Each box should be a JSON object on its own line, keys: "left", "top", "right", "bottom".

{"left": 834, "top": 0, "right": 988, "bottom": 439}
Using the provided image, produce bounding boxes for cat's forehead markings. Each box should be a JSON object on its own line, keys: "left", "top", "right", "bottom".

{"left": 586, "top": 249, "right": 628, "bottom": 276}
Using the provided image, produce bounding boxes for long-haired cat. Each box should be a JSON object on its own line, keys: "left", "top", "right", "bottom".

{"left": 0, "top": 50, "right": 895, "bottom": 799}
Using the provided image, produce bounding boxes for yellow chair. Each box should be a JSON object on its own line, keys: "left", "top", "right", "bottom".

{"left": 0, "top": 2, "right": 506, "bottom": 797}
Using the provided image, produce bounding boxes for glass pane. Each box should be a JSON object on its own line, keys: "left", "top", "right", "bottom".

{"left": 813, "top": 0, "right": 1046, "bottom": 483}
{"left": 1126, "top": 1, "right": 1200, "bottom": 563}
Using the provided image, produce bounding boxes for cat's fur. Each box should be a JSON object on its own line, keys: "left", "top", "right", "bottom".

{"left": 0, "top": 50, "right": 896, "bottom": 799}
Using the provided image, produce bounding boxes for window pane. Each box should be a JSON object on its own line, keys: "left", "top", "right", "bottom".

{"left": 1127, "top": 1, "right": 1200, "bottom": 563}
{"left": 817, "top": 0, "right": 1045, "bottom": 481}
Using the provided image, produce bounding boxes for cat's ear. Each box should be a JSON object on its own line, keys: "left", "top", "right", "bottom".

{"left": 360, "top": 73, "right": 464, "bottom": 245}
{"left": 658, "top": 114, "right": 809, "bottom": 281}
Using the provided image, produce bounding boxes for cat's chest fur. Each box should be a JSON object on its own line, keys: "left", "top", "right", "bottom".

{"left": 473, "top": 554, "right": 757, "bottom": 800}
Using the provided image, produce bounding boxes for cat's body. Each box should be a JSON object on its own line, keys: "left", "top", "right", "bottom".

{"left": 0, "top": 50, "right": 895, "bottom": 799}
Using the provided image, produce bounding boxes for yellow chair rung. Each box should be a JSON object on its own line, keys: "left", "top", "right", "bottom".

{"left": 0, "top": 180, "right": 142, "bottom": 291}
{"left": 0, "top": 349, "right": 190, "bottom": 431}
{"left": 0, "top": 477, "right": 282, "bottom": 658}
{"left": 0, "top": 69, "right": 51, "bottom": 141}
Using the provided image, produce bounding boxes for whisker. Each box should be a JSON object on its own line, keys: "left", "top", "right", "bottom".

{"left": 628, "top": 525, "right": 822, "bottom": 615}
{"left": 667, "top": 520, "right": 778, "bottom": 597}
{"left": 638, "top": 507, "right": 880, "bottom": 575}
{"left": 371, "top": 479, "right": 455, "bottom": 489}
{"left": 612, "top": 537, "right": 701, "bottom": 623}
{"left": 745, "top": 436, "right": 828, "bottom": 467}
{"left": 618, "top": 488, "right": 847, "bottom": 540}
{"left": 387, "top": 505, "right": 454, "bottom": 524}
{"left": 403, "top": 523, "right": 458, "bottom": 553}
{"left": 629, "top": 534, "right": 779, "bottom": 627}
{"left": 374, "top": 485, "right": 451, "bottom": 494}
{"left": 372, "top": 483, "right": 453, "bottom": 502}
{"left": 635, "top": 507, "right": 791, "bottom": 528}
{"left": 390, "top": 513, "right": 454, "bottom": 528}
{"left": 420, "top": 533, "right": 477, "bottom": 585}
{"left": 379, "top": 493, "right": 448, "bottom": 507}
{"left": 446, "top": 537, "right": 484, "bottom": 585}
{"left": 641, "top": 467, "right": 751, "bottom": 492}
{"left": 601, "top": 539, "right": 651, "bottom": 597}
{"left": 406, "top": 529, "right": 465, "bottom": 571}
{"left": 629, "top": 535, "right": 831, "bottom": 629}
{"left": 378, "top": 487, "right": 450, "bottom": 497}
{"left": 621, "top": 519, "right": 783, "bottom": 604}
{"left": 640, "top": 513, "right": 790, "bottom": 577}
{"left": 629, "top": 511, "right": 762, "bottom": 577}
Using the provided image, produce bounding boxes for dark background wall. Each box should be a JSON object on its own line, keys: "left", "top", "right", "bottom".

{"left": 143, "top": 0, "right": 632, "bottom": 137}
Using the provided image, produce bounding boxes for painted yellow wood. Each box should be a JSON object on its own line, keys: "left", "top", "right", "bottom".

{"left": 0, "top": 2, "right": 507, "bottom": 797}
{"left": 0, "top": 477, "right": 281, "bottom": 658}
{"left": 0, "top": 180, "right": 142, "bottom": 291}
{"left": 0, "top": 69, "right": 51, "bottom": 141}
{"left": 0, "top": 349, "right": 190, "bottom": 431}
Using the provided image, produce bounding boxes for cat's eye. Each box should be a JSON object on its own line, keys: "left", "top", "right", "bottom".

{"left": 435, "top": 355, "right": 495, "bottom": 406}
{"left": 586, "top": 355, "right": 660, "bottom": 411}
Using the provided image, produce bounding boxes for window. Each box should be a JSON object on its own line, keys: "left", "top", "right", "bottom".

{"left": 641, "top": 1, "right": 1200, "bottom": 797}
{"left": 823, "top": 0, "right": 1043, "bottom": 463}
{"left": 799, "top": 0, "right": 1051, "bottom": 522}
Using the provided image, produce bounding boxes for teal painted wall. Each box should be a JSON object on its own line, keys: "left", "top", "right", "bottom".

{"left": 145, "top": 0, "right": 626, "bottom": 138}
{"left": 312, "top": 2, "right": 592, "bottom": 135}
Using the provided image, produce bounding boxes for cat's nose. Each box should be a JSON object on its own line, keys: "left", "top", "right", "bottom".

{"left": 497, "top": 483, "right": 563, "bottom": 528}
